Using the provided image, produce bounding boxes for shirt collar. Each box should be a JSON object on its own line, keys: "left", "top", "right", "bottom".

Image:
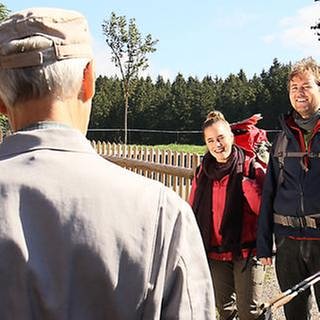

{"left": 19, "top": 121, "right": 72, "bottom": 132}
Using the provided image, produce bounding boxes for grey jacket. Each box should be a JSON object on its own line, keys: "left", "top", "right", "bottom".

{"left": 0, "top": 127, "right": 215, "bottom": 320}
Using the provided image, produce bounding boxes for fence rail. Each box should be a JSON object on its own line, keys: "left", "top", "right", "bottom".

{"left": 92, "top": 141, "right": 201, "bottom": 200}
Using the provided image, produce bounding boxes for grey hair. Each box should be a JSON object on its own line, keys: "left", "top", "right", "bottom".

{"left": 0, "top": 36, "right": 90, "bottom": 107}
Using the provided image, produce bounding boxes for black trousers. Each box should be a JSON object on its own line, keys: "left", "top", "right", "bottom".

{"left": 275, "top": 236, "right": 320, "bottom": 320}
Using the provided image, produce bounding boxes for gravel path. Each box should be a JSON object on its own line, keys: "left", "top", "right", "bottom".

{"left": 262, "top": 265, "right": 319, "bottom": 319}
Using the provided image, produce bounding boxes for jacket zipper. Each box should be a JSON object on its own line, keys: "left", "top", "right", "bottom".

{"left": 299, "top": 184, "right": 304, "bottom": 216}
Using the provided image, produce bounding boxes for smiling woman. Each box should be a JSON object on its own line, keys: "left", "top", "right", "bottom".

{"left": 189, "top": 110, "right": 267, "bottom": 320}
{"left": 202, "top": 111, "right": 234, "bottom": 163}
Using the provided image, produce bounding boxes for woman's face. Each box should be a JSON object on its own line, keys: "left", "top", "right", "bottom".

{"left": 204, "top": 120, "right": 234, "bottom": 163}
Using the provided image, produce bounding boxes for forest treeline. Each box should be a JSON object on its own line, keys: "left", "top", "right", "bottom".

{"left": 89, "top": 58, "right": 291, "bottom": 145}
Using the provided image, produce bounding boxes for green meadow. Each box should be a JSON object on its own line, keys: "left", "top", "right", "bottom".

{"left": 153, "top": 144, "right": 206, "bottom": 154}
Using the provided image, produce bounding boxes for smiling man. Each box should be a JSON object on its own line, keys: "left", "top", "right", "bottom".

{"left": 289, "top": 65, "right": 320, "bottom": 119}
{"left": 257, "top": 57, "right": 320, "bottom": 320}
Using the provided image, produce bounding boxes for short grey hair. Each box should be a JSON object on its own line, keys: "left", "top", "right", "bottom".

{"left": 0, "top": 36, "right": 90, "bottom": 107}
{"left": 0, "top": 56, "right": 90, "bottom": 108}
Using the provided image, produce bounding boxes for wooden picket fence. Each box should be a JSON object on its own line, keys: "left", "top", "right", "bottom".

{"left": 92, "top": 141, "right": 202, "bottom": 200}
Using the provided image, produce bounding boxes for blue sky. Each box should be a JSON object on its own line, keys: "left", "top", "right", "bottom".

{"left": 5, "top": 0, "right": 320, "bottom": 80}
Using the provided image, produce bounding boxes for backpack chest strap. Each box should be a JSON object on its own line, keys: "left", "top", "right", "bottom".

{"left": 275, "top": 151, "right": 320, "bottom": 158}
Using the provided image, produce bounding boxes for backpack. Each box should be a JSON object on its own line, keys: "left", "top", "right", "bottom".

{"left": 273, "top": 131, "right": 320, "bottom": 188}
{"left": 230, "top": 114, "right": 271, "bottom": 170}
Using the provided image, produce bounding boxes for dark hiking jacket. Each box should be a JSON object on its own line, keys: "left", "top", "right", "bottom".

{"left": 257, "top": 113, "right": 320, "bottom": 258}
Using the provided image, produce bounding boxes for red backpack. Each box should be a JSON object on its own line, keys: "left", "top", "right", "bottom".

{"left": 230, "top": 114, "right": 270, "bottom": 168}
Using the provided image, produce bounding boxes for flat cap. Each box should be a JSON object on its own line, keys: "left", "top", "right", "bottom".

{"left": 0, "top": 7, "right": 93, "bottom": 69}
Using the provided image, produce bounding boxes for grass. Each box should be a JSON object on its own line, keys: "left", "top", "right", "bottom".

{"left": 153, "top": 144, "right": 206, "bottom": 154}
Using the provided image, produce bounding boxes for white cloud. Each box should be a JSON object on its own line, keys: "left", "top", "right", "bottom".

{"left": 280, "top": 5, "right": 320, "bottom": 52}
{"left": 263, "top": 4, "right": 320, "bottom": 56}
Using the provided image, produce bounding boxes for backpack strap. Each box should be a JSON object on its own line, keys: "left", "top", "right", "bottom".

{"left": 273, "top": 132, "right": 290, "bottom": 187}
{"left": 238, "top": 151, "right": 256, "bottom": 179}
{"left": 243, "top": 157, "right": 256, "bottom": 179}
{"left": 248, "top": 158, "right": 256, "bottom": 179}
{"left": 274, "top": 131, "right": 320, "bottom": 187}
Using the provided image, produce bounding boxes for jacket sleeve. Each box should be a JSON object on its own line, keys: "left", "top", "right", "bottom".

{"left": 142, "top": 187, "right": 216, "bottom": 320}
{"left": 256, "top": 149, "right": 278, "bottom": 259}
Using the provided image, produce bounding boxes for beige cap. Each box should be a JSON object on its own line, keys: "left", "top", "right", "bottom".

{"left": 0, "top": 7, "right": 93, "bottom": 69}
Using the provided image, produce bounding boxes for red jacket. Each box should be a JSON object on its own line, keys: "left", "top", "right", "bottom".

{"left": 189, "top": 156, "right": 265, "bottom": 261}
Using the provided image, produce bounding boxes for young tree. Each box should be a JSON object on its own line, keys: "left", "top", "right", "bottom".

{"left": 0, "top": 3, "right": 9, "bottom": 21}
{"left": 102, "top": 12, "right": 158, "bottom": 144}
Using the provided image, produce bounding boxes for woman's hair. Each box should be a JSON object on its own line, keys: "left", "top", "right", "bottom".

{"left": 0, "top": 36, "right": 90, "bottom": 108}
{"left": 202, "top": 110, "right": 229, "bottom": 131}
{"left": 288, "top": 56, "right": 320, "bottom": 89}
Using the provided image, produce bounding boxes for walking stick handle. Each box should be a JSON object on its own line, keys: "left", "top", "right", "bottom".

{"left": 272, "top": 292, "right": 297, "bottom": 309}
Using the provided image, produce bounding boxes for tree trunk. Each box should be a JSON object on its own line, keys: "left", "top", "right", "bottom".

{"left": 124, "top": 89, "right": 129, "bottom": 145}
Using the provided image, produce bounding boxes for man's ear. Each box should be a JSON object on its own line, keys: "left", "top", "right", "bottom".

{"left": 79, "top": 61, "right": 95, "bottom": 102}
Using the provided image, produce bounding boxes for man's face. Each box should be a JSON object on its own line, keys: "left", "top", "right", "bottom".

{"left": 289, "top": 71, "right": 320, "bottom": 119}
{"left": 204, "top": 121, "right": 234, "bottom": 163}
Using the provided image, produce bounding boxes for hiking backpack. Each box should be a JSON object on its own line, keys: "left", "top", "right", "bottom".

{"left": 230, "top": 113, "right": 271, "bottom": 170}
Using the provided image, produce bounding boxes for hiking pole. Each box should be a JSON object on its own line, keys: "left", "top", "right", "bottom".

{"left": 258, "top": 271, "right": 320, "bottom": 319}
{"left": 271, "top": 272, "right": 320, "bottom": 309}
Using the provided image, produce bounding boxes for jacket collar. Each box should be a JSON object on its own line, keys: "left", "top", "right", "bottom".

{"left": 0, "top": 126, "right": 95, "bottom": 158}
{"left": 280, "top": 111, "right": 320, "bottom": 134}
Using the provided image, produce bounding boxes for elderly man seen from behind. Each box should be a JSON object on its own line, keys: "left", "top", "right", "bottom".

{"left": 0, "top": 7, "right": 216, "bottom": 320}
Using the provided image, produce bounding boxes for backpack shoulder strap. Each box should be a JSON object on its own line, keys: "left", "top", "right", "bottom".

{"left": 273, "top": 131, "right": 289, "bottom": 187}
{"left": 274, "top": 131, "right": 308, "bottom": 159}
{"left": 240, "top": 152, "right": 255, "bottom": 179}
{"left": 247, "top": 158, "right": 256, "bottom": 179}
{"left": 273, "top": 131, "right": 287, "bottom": 160}
{"left": 273, "top": 131, "right": 320, "bottom": 187}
